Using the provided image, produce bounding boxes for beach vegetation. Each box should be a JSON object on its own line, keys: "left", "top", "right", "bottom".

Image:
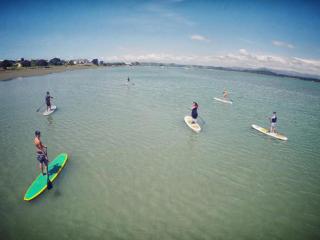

{"left": 92, "top": 59, "right": 99, "bottom": 65}
{"left": 0, "top": 60, "right": 14, "bottom": 69}
{"left": 49, "top": 58, "right": 63, "bottom": 66}
{"left": 68, "top": 60, "right": 75, "bottom": 65}
{"left": 31, "top": 60, "right": 37, "bottom": 67}
{"left": 36, "top": 59, "right": 49, "bottom": 67}
{"left": 21, "top": 60, "right": 31, "bottom": 67}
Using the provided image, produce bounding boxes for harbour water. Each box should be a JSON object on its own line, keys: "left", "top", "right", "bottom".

{"left": 0, "top": 66, "right": 319, "bottom": 239}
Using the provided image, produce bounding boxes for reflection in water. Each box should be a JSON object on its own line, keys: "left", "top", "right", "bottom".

{"left": 47, "top": 115, "right": 53, "bottom": 125}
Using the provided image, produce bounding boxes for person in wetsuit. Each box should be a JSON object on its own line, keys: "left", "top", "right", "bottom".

{"left": 34, "top": 130, "right": 49, "bottom": 176}
{"left": 45, "top": 91, "right": 53, "bottom": 111}
{"left": 191, "top": 102, "right": 198, "bottom": 124}
{"left": 269, "top": 112, "right": 277, "bottom": 133}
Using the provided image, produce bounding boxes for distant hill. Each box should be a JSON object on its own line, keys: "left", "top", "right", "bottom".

{"left": 134, "top": 62, "right": 320, "bottom": 83}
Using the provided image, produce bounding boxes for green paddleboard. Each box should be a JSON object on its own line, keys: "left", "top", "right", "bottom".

{"left": 24, "top": 153, "right": 68, "bottom": 201}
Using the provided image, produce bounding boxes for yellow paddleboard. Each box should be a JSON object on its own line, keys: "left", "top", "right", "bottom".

{"left": 252, "top": 124, "right": 288, "bottom": 141}
{"left": 184, "top": 116, "right": 201, "bottom": 133}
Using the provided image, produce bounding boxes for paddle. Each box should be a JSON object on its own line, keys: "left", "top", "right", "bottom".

{"left": 36, "top": 103, "right": 45, "bottom": 112}
{"left": 198, "top": 116, "right": 206, "bottom": 125}
{"left": 45, "top": 148, "right": 53, "bottom": 190}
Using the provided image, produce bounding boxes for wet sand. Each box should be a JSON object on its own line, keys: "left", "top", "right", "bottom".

{"left": 0, "top": 65, "right": 98, "bottom": 81}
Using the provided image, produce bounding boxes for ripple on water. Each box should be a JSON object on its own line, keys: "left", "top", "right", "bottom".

{"left": 0, "top": 67, "right": 320, "bottom": 239}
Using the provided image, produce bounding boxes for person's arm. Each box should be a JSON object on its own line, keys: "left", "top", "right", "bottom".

{"left": 39, "top": 141, "right": 47, "bottom": 153}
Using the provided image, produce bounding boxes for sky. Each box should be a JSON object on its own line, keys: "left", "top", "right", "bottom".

{"left": 1, "top": 0, "right": 320, "bottom": 75}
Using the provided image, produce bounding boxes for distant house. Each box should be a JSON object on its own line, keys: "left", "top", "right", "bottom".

{"left": 72, "top": 59, "right": 90, "bottom": 64}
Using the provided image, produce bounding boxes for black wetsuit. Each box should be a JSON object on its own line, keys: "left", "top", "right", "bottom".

{"left": 46, "top": 95, "right": 51, "bottom": 107}
{"left": 191, "top": 107, "right": 198, "bottom": 119}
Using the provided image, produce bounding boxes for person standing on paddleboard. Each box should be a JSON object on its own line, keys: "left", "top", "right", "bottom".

{"left": 269, "top": 112, "right": 277, "bottom": 133}
{"left": 223, "top": 89, "right": 229, "bottom": 99}
{"left": 45, "top": 91, "right": 53, "bottom": 111}
{"left": 34, "top": 130, "right": 49, "bottom": 176}
{"left": 191, "top": 102, "right": 198, "bottom": 124}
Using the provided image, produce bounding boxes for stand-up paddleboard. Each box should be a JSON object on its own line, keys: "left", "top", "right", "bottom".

{"left": 251, "top": 124, "right": 288, "bottom": 141}
{"left": 184, "top": 116, "right": 201, "bottom": 133}
{"left": 43, "top": 105, "right": 57, "bottom": 116}
{"left": 24, "top": 153, "right": 68, "bottom": 201}
{"left": 214, "top": 97, "right": 233, "bottom": 104}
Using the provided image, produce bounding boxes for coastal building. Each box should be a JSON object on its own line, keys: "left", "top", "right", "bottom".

{"left": 72, "top": 59, "right": 90, "bottom": 64}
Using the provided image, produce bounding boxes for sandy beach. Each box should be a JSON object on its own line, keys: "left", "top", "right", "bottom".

{"left": 0, "top": 64, "right": 98, "bottom": 81}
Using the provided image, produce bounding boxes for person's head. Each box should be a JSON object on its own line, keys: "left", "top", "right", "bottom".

{"left": 273, "top": 111, "right": 276, "bottom": 115}
{"left": 35, "top": 130, "right": 41, "bottom": 137}
{"left": 193, "top": 102, "right": 198, "bottom": 107}
{"left": 46, "top": 91, "right": 50, "bottom": 95}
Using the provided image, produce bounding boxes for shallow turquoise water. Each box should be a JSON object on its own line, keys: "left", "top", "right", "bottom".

{"left": 0, "top": 66, "right": 319, "bottom": 239}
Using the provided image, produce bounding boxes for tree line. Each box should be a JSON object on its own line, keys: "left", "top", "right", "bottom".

{"left": 0, "top": 58, "right": 103, "bottom": 70}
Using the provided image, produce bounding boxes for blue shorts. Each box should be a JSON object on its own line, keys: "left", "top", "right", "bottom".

{"left": 37, "top": 154, "right": 48, "bottom": 165}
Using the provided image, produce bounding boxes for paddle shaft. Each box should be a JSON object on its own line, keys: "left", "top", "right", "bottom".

{"left": 45, "top": 148, "right": 53, "bottom": 190}
{"left": 36, "top": 103, "right": 45, "bottom": 112}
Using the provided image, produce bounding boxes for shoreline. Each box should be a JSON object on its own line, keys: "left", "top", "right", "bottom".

{"left": 0, "top": 65, "right": 99, "bottom": 81}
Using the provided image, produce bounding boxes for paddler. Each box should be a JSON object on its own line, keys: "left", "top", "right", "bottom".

{"left": 45, "top": 91, "right": 53, "bottom": 111}
{"left": 34, "top": 130, "right": 49, "bottom": 176}
{"left": 191, "top": 102, "right": 198, "bottom": 124}
{"left": 268, "top": 112, "right": 277, "bottom": 133}
{"left": 223, "top": 89, "right": 228, "bottom": 99}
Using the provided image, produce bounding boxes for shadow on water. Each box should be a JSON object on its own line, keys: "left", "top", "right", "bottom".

{"left": 48, "top": 164, "right": 62, "bottom": 175}
{"left": 26, "top": 160, "right": 69, "bottom": 204}
{"left": 53, "top": 189, "right": 62, "bottom": 197}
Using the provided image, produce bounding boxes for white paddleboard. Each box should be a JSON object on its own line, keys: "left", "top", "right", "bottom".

{"left": 251, "top": 124, "right": 288, "bottom": 141}
{"left": 43, "top": 105, "right": 57, "bottom": 116}
{"left": 184, "top": 116, "right": 201, "bottom": 133}
{"left": 214, "top": 97, "right": 233, "bottom": 104}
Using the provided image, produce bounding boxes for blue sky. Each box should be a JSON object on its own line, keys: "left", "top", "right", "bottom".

{"left": 1, "top": 0, "right": 320, "bottom": 74}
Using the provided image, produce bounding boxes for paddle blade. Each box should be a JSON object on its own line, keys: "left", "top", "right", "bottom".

{"left": 47, "top": 179, "right": 53, "bottom": 190}
{"left": 47, "top": 169, "right": 53, "bottom": 190}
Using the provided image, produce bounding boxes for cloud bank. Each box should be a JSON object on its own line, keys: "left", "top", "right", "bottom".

{"left": 190, "top": 34, "right": 210, "bottom": 42}
{"left": 272, "top": 40, "right": 295, "bottom": 49}
{"left": 105, "top": 49, "right": 320, "bottom": 76}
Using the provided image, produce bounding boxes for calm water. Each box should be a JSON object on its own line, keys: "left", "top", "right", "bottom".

{"left": 0, "top": 66, "right": 319, "bottom": 239}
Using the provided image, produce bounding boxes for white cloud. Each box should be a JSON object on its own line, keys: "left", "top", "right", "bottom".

{"left": 190, "top": 34, "right": 210, "bottom": 42}
{"left": 239, "top": 49, "right": 249, "bottom": 55}
{"left": 104, "top": 49, "right": 320, "bottom": 76}
{"left": 272, "top": 40, "right": 295, "bottom": 49}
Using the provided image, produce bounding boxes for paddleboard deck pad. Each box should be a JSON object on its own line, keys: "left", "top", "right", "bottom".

{"left": 214, "top": 97, "right": 233, "bottom": 104}
{"left": 251, "top": 124, "right": 288, "bottom": 141}
{"left": 184, "top": 116, "right": 201, "bottom": 133}
{"left": 24, "top": 153, "right": 68, "bottom": 201}
{"left": 43, "top": 105, "right": 57, "bottom": 116}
